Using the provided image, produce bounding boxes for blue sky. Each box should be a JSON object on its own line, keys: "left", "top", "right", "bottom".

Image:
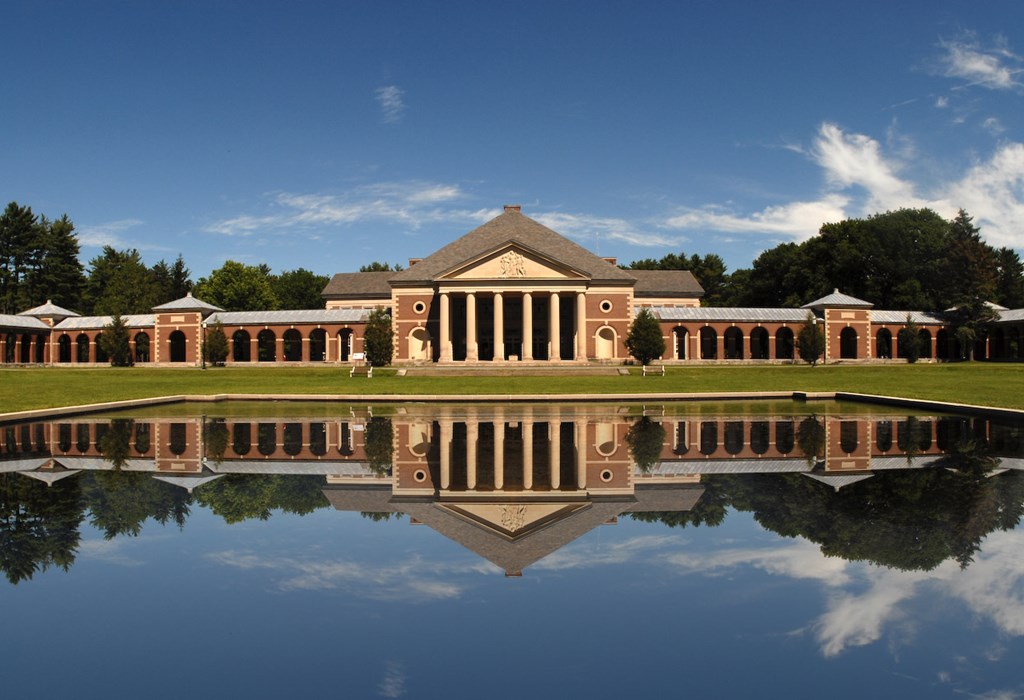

{"left": 3, "top": 1, "right": 1023, "bottom": 279}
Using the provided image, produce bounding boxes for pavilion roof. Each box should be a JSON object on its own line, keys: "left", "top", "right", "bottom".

{"left": 0, "top": 313, "right": 51, "bottom": 332}
{"left": 321, "top": 271, "right": 395, "bottom": 299}
{"left": 801, "top": 289, "right": 873, "bottom": 309}
{"left": 631, "top": 269, "right": 704, "bottom": 297}
{"left": 152, "top": 292, "right": 224, "bottom": 313}
{"left": 18, "top": 300, "right": 80, "bottom": 319}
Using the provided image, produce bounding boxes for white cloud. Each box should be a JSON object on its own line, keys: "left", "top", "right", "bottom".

{"left": 664, "top": 195, "right": 849, "bottom": 241}
{"left": 938, "top": 37, "right": 1023, "bottom": 91}
{"left": 943, "top": 143, "right": 1024, "bottom": 249}
{"left": 533, "top": 211, "right": 683, "bottom": 248}
{"left": 77, "top": 218, "right": 145, "bottom": 248}
{"left": 376, "top": 85, "right": 406, "bottom": 123}
{"left": 205, "top": 181, "right": 492, "bottom": 237}
{"left": 982, "top": 117, "right": 1006, "bottom": 135}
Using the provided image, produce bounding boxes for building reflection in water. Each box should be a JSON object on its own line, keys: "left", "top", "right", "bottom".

{"left": 1, "top": 405, "right": 1022, "bottom": 578}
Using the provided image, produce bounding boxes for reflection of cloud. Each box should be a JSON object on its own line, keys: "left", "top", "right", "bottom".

{"left": 207, "top": 549, "right": 495, "bottom": 601}
{"left": 378, "top": 661, "right": 406, "bottom": 698}
{"left": 534, "top": 535, "right": 679, "bottom": 570}
{"left": 78, "top": 538, "right": 145, "bottom": 567}
{"left": 665, "top": 538, "right": 853, "bottom": 586}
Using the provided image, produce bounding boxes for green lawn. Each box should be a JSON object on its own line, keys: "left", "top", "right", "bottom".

{"left": 1, "top": 363, "right": 1022, "bottom": 413}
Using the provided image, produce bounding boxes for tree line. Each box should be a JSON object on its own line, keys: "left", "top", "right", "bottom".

{"left": 627, "top": 208, "right": 1024, "bottom": 311}
{"left": 1, "top": 201, "right": 330, "bottom": 316}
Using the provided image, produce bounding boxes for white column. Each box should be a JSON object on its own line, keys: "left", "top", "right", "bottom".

{"left": 494, "top": 420, "right": 505, "bottom": 490}
{"left": 575, "top": 419, "right": 587, "bottom": 489}
{"left": 466, "top": 292, "right": 478, "bottom": 361}
{"left": 493, "top": 292, "right": 504, "bottom": 362}
{"left": 522, "top": 292, "right": 533, "bottom": 361}
{"left": 439, "top": 292, "right": 452, "bottom": 362}
{"left": 466, "top": 419, "right": 478, "bottom": 490}
{"left": 523, "top": 419, "right": 534, "bottom": 489}
{"left": 576, "top": 292, "right": 587, "bottom": 361}
{"left": 440, "top": 419, "right": 453, "bottom": 489}
{"left": 549, "top": 420, "right": 561, "bottom": 489}
{"left": 549, "top": 292, "right": 560, "bottom": 361}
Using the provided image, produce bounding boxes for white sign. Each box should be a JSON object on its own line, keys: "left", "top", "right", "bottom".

{"left": 353, "top": 352, "right": 365, "bottom": 360}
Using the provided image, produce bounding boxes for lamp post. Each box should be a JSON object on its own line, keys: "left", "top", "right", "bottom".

{"left": 201, "top": 321, "right": 207, "bottom": 370}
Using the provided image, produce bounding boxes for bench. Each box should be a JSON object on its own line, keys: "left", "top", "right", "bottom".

{"left": 350, "top": 364, "right": 373, "bottom": 378}
{"left": 641, "top": 365, "right": 665, "bottom": 376}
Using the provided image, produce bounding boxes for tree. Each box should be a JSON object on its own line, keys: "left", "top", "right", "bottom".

{"left": 625, "top": 308, "right": 665, "bottom": 365}
{"left": 22, "top": 214, "right": 86, "bottom": 312}
{"left": 796, "top": 313, "right": 825, "bottom": 366}
{"left": 363, "top": 307, "right": 394, "bottom": 366}
{"left": 625, "top": 416, "right": 666, "bottom": 472}
{"left": 99, "top": 315, "right": 133, "bottom": 366}
{"left": 627, "top": 251, "right": 730, "bottom": 306}
{"left": 150, "top": 254, "right": 193, "bottom": 305}
{"left": 271, "top": 268, "right": 330, "bottom": 309}
{"left": 994, "top": 247, "right": 1024, "bottom": 309}
{"left": 896, "top": 315, "right": 921, "bottom": 363}
{"left": 203, "top": 321, "right": 229, "bottom": 365}
{"left": 0, "top": 202, "right": 44, "bottom": 314}
{"left": 193, "top": 260, "right": 279, "bottom": 311}
{"left": 359, "top": 261, "right": 403, "bottom": 272}
{"left": 364, "top": 417, "right": 394, "bottom": 475}
{"left": 85, "top": 247, "right": 160, "bottom": 315}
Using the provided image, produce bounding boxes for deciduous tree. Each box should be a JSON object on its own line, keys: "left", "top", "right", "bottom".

{"left": 625, "top": 308, "right": 665, "bottom": 366}
{"left": 363, "top": 307, "right": 394, "bottom": 366}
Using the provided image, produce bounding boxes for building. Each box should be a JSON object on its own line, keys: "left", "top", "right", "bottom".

{"left": 1, "top": 205, "right": 1023, "bottom": 366}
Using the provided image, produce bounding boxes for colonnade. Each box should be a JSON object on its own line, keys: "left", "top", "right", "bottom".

{"left": 437, "top": 289, "right": 588, "bottom": 362}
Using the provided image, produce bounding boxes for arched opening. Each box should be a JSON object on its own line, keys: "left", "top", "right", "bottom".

{"left": 310, "top": 423, "right": 327, "bottom": 455}
{"left": 876, "top": 421, "right": 893, "bottom": 451}
{"left": 724, "top": 421, "right": 744, "bottom": 454}
{"left": 775, "top": 327, "right": 794, "bottom": 360}
{"left": 595, "top": 326, "right": 616, "bottom": 360}
{"left": 257, "top": 423, "right": 277, "bottom": 455}
{"left": 974, "top": 335, "right": 987, "bottom": 361}
{"left": 876, "top": 328, "right": 892, "bottom": 359}
{"left": 76, "top": 334, "right": 90, "bottom": 363}
{"left": 168, "top": 330, "right": 187, "bottom": 363}
{"left": 749, "top": 327, "right": 769, "bottom": 360}
{"left": 750, "top": 421, "right": 769, "bottom": 454}
{"left": 1008, "top": 328, "right": 1021, "bottom": 359}
{"left": 839, "top": 421, "right": 858, "bottom": 453}
{"left": 338, "top": 330, "right": 352, "bottom": 362}
{"left": 257, "top": 329, "right": 276, "bottom": 362}
{"left": 134, "top": 424, "right": 151, "bottom": 454}
{"left": 673, "top": 326, "right": 688, "bottom": 360}
{"left": 840, "top": 327, "right": 858, "bottom": 359}
{"left": 724, "top": 327, "right": 743, "bottom": 360}
{"left": 232, "top": 330, "right": 251, "bottom": 362}
{"left": 699, "top": 421, "right": 718, "bottom": 455}
{"left": 94, "top": 333, "right": 108, "bottom": 364}
{"left": 20, "top": 335, "right": 32, "bottom": 363}
{"left": 989, "top": 328, "right": 1006, "bottom": 360}
{"left": 283, "top": 423, "right": 303, "bottom": 454}
{"left": 283, "top": 329, "right": 302, "bottom": 361}
{"left": 34, "top": 335, "right": 44, "bottom": 363}
{"left": 232, "top": 423, "right": 251, "bottom": 456}
{"left": 58, "top": 334, "right": 71, "bottom": 363}
{"left": 169, "top": 424, "right": 187, "bottom": 455}
{"left": 134, "top": 332, "right": 150, "bottom": 363}
{"left": 918, "top": 329, "right": 932, "bottom": 359}
{"left": 699, "top": 327, "right": 717, "bottom": 360}
{"left": 775, "top": 421, "right": 794, "bottom": 454}
{"left": 3, "top": 334, "right": 14, "bottom": 363}
{"left": 309, "top": 329, "right": 327, "bottom": 361}
{"left": 408, "top": 327, "right": 431, "bottom": 361}
{"left": 936, "top": 328, "right": 950, "bottom": 360}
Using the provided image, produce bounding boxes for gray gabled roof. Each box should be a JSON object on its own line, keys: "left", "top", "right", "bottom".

{"left": 0, "top": 313, "right": 51, "bottom": 331}
{"left": 18, "top": 300, "right": 80, "bottom": 319}
{"left": 53, "top": 314, "right": 155, "bottom": 331}
{"left": 207, "top": 308, "right": 369, "bottom": 326}
{"left": 388, "top": 208, "right": 636, "bottom": 285}
{"left": 152, "top": 293, "right": 224, "bottom": 313}
{"left": 631, "top": 270, "right": 705, "bottom": 298}
{"left": 802, "top": 289, "right": 873, "bottom": 309}
{"left": 648, "top": 306, "right": 807, "bottom": 323}
{"left": 871, "top": 310, "right": 950, "bottom": 325}
{"left": 321, "top": 271, "right": 395, "bottom": 299}
{"left": 994, "top": 308, "right": 1024, "bottom": 324}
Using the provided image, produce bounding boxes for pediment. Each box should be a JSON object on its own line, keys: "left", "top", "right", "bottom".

{"left": 441, "top": 244, "right": 589, "bottom": 282}
{"left": 438, "top": 501, "right": 590, "bottom": 540}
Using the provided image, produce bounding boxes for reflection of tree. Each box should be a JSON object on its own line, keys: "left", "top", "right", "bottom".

{"left": 626, "top": 417, "right": 666, "bottom": 472}
{"left": 82, "top": 471, "right": 191, "bottom": 539}
{"left": 193, "top": 475, "right": 328, "bottom": 524}
{"left": 203, "top": 418, "right": 229, "bottom": 464}
{"left": 629, "top": 478, "right": 728, "bottom": 529}
{"left": 796, "top": 416, "right": 825, "bottom": 465}
{"left": 0, "top": 473, "right": 84, "bottom": 584}
{"left": 364, "top": 417, "right": 394, "bottom": 475}
{"left": 361, "top": 512, "right": 403, "bottom": 522}
{"left": 97, "top": 419, "right": 134, "bottom": 469}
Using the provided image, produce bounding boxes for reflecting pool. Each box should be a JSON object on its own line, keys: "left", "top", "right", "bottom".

{"left": 1, "top": 401, "right": 1022, "bottom": 698}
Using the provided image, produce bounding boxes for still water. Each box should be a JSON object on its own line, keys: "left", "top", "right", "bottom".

{"left": 1, "top": 401, "right": 1022, "bottom": 698}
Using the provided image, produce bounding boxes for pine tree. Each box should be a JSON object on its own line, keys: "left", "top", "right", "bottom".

{"left": 99, "top": 315, "right": 133, "bottom": 366}
{"left": 797, "top": 313, "right": 825, "bottom": 366}
{"left": 363, "top": 307, "right": 394, "bottom": 366}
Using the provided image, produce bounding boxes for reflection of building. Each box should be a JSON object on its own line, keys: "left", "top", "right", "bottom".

{"left": 5, "top": 207, "right": 1021, "bottom": 367}
{"left": 2, "top": 407, "right": 1021, "bottom": 572}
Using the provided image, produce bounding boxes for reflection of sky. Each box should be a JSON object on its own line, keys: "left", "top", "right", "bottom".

{"left": 1, "top": 507, "right": 1021, "bottom": 699}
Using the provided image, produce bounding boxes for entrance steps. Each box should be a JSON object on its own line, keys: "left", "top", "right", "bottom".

{"left": 400, "top": 363, "right": 625, "bottom": 377}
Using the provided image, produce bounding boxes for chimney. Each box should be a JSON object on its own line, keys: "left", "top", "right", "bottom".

{"left": 408, "top": 258, "right": 422, "bottom": 267}
{"left": 503, "top": 204, "right": 521, "bottom": 213}
{"left": 603, "top": 257, "right": 617, "bottom": 266}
